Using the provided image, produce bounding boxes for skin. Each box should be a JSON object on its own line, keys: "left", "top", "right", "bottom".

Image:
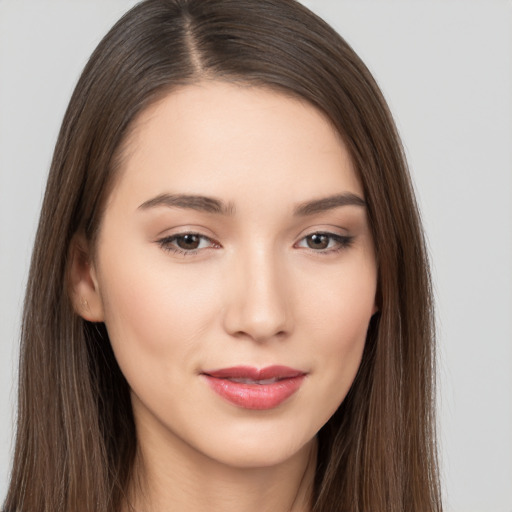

{"left": 71, "top": 81, "right": 378, "bottom": 512}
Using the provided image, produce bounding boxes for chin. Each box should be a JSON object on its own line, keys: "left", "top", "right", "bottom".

{"left": 203, "top": 435, "right": 315, "bottom": 470}
{"left": 179, "top": 410, "right": 319, "bottom": 470}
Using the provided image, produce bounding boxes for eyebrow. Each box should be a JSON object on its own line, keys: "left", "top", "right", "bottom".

{"left": 138, "top": 193, "right": 236, "bottom": 215}
{"left": 293, "top": 193, "right": 366, "bottom": 216}
{"left": 137, "top": 192, "right": 366, "bottom": 216}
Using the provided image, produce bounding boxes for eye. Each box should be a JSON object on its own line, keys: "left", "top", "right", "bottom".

{"left": 296, "top": 232, "right": 353, "bottom": 252}
{"left": 157, "top": 233, "right": 219, "bottom": 255}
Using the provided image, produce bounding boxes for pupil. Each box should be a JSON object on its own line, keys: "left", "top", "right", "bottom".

{"left": 308, "top": 234, "right": 329, "bottom": 249}
{"left": 177, "top": 234, "right": 200, "bottom": 250}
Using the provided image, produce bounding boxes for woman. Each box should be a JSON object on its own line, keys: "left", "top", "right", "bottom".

{"left": 4, "top": 0, "right": 442, "bottom": 511}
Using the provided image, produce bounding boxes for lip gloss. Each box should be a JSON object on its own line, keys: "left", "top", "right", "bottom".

{"left": 202, "top": 365, "right": 306, "bottom": 410}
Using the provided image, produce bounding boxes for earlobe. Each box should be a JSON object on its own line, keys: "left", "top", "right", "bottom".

{"left": 68, "top": 234, "right": 104, "bottom": 322}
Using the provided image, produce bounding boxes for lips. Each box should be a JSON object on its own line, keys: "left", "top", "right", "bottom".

{"left": 202, "top": 365, "right": 306, "bottom": 410}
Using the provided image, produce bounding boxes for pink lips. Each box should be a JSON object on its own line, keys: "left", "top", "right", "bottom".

{"left": 202, "top": 365, "right": 306, "bottom": 410}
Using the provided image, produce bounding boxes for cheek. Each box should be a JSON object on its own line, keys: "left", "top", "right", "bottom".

{"left": 96, "top": 243, "right": 223, "bottom": 377}
{"left": 298, "top": 255, "right": 376, "bottom": 412}
{"left": 300, "top": 252, "right": 377, "bottom": 342}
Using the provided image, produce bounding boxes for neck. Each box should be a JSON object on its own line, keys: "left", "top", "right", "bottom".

{"left": 124, "top": 419, "right": 317, "bottom": 512}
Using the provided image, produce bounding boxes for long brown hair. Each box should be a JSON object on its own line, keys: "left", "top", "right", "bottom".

{"left": 4, "top": 1, "right": 442, "bottom": 511}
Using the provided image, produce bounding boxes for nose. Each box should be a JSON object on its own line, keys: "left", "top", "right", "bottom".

{"left": 222, "top": 247, "right": 292, "bottom": 343}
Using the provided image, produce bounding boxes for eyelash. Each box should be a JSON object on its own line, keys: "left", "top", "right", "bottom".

{"left": 157, "top": 232, "right": 354, "bottom": 256}
{"left": 296, "top": 232, "right": 354, "bottom": 253}
{"left": 157, "top": 233, "right": 220, "bottom": 256}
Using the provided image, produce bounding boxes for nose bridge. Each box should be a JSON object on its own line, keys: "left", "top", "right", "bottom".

{"left": 223, "top": 241, "right": 291, "bottom": 342}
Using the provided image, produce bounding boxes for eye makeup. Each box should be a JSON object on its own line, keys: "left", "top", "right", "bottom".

{"left": 157, "top": 232, "right": 220, "bottom": 256}
{"left": 156, "top": 230, "right": 354, "bottom": 257}
{"left": 295, "top": 232, "right": 354, "bottom": 253}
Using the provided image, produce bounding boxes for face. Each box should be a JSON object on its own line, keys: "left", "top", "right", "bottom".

{"left": 76, "top": 81, "right": 377, "bottom": 469}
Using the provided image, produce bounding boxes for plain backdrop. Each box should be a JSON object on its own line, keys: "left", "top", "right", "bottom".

{"left": 0, "top": 1, "right": 511, "bottom": 511}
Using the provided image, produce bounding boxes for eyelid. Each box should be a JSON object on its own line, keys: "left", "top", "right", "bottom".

{"left": 153, "top": 223, "right": 218, "bottom": 239}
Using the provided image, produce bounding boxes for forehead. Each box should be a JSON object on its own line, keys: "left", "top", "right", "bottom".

{"left": 110, "top": 80, "right": 363, "bottom": 210}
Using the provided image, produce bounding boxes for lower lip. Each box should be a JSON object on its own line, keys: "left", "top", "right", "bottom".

{"left": 203, "top": 375, "right": 305, "bottom": 410}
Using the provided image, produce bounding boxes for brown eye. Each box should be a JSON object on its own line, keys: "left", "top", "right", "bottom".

{"left": 296, "top": 232, "right": 354, "bottom": 253}
{"left": 176, "top": 234, "right": 201, "bottom": 250}
{"left": 158, "top": 233, "right": 217, "bottom": 254}
{"left": 306, "top": 233, "right": 330, "bottom": 250}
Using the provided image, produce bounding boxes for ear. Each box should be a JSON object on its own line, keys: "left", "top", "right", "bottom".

{"left": 68, "top": 233, "right": 104, "bottom": 322}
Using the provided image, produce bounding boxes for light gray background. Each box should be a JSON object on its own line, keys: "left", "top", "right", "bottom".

{"left": 1, "top": 1, "right": 511, "bottom": 510}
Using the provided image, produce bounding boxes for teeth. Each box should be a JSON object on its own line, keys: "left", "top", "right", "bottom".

{"left": 228, "top": 377, "right": 279, "bottom": 385}
{"left": 258, "top": 378, "right": 280, "bottom": 384}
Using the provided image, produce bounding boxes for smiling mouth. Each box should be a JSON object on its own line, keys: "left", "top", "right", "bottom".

{"left": 201, "top": 365, "right": 306, "bottom": 410}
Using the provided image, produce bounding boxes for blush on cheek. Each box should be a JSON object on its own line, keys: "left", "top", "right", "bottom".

{"left": 309, "top": 293, "right": 369, "bottom": 341}
{"left": 101, "top": 261, "right": 221, "bottom": 365}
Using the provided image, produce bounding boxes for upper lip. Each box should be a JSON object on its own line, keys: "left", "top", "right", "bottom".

{"left": 203, "top": 365, "right": 305, "bottom": 380}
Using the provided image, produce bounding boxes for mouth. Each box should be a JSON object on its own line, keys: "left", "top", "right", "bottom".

{"left": 201, "top": 365, "right": 306, "bottom": 410}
